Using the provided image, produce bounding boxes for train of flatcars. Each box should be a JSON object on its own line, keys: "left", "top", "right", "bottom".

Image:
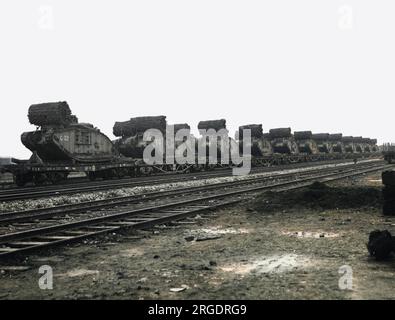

{"left": 0, "top": 102, "right": 381, "bottom": 186}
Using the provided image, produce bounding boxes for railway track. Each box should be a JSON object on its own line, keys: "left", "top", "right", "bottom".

{"left": 0, "top": 161, "right": 390, "bottom": 260}
{"left": 0, "top": 158, "right": 381, "bottom": 202}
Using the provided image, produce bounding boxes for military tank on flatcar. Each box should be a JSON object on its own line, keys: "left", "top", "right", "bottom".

{"left": 328, "top": 134, "right": 344, "bottom": 153}
{"left": 293, "top": 131, "right": 319, "bottom": 154}
{"left": 369, "top": 139, "right": 378, "bottom": 152}
{"left": 197, "top": 119, "right": 230, "bottom": 164}
{"left": 352, "top": 136, "right": 364, "bottom": 153}
{"left": 360, "top": 138, "right": 371, "bottom": 152}
{"left": 168, "top": 123, "right": 196, "bottom": 162}
{"left": 268, "top": 128, "right": 298, "bottom": 154}
{"left": 113, "top": 116, "right": 167, "bottom": 159}
{"left": 17, "top": 102, "right": 118, "bottom": 185}
{"left": 342, "top": 136, "right": 356, "bottom": 153}
{"left": 238, "top": 124, "right": 272, "bottom": 157}
{"left": 312, "top": 133, "right": 333, "bottom": 153}
{"left": 22, "top": 102, "right": 117, "bottom": 163}
{"left": 362, "top": 138, "right": 378, "bottom": 153}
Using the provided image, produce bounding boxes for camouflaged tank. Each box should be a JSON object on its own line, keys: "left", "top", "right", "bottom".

{"left": 21, "top": 102, "right": 116, "bottom": 163}
{"left": 113, "top": 116, "right": 167, "bottom": 159}
{"left": 353, "top": 136, "right": 364, "bottom": 153}
{"left": 197, "top": 119, "right": 229, "bottom": 163}
{"left": 312, "top": 133, "right": 333, "bottom": 153}
{"left": 342, "top": 136, "right": 356, "bottom": 153}
{"left": 329, "top": 134, "right": 345, "bottom": 153}
{"left": 268, "top": 128, "right": 299, "bottom": 154}
{"left": 293, "top": 131, "right": 319, "bottom": 154}
{"left": 369, "top": 139, "right": 379, "bottom": 152}
{"left": 238, "top": 124, "right": 273, "bottom": 157}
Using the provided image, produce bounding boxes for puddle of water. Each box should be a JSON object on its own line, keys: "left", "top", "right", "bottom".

{"left": 120, "top": 248, "right": 145, "bottom": 258}
{"left": 220, "top": 254, "right": 311, "bottom": 275}
{"left": 58, "top": 269, "right": 100, "bottom": 278}
{"left": 190, "top": 226, "right": 250, "bottom": 237}
{"left": 282, "top": 231, "right": 339, "bottom": 239}
{"left": 33, "top": 256, "right": 65, "bottom": 263}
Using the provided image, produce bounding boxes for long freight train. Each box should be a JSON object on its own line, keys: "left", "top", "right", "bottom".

{"left": 0, "top": 102, "right": 380, "bottom": 186}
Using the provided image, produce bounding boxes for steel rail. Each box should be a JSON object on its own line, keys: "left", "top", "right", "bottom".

{"left": 0, "top": 162, "right": 389, "bottom": 259}
{"left": 0, "top": 161, "right": 384, "bottom": 226}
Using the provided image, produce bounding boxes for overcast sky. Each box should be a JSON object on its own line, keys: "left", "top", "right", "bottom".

{"left": 0, "top": 0, "right": 394, "bottom": 158}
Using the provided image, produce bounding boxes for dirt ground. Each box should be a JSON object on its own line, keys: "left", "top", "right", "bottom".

{"left": 0, "top": 171, "right": 394, "bottom": 300}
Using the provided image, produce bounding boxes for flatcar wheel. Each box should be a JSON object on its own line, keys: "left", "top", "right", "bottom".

{"left": 15, "top": 174, "right": 27, "bottom": 187}
{"left": 88, "top": 172, "right": 97, "bottom": 181}
{"left": 141, "top": 167, "right": 153, "bottom": 175}
{"left": 33, "top": 173, "right": 47, "bottom": 186}
{"left": 117, "top": 168, "right": 127, "bottom": 179}
{"left": 102, "top": 169, "right": 116, "bottom": 180}
{"left": 48, "top": 172, "right": 65, "bottom": 184}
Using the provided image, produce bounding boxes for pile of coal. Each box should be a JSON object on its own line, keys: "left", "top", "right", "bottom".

{"left": 367, "top": 230, "right": 395, "bottom": 260}
{"left": 382, "top": 171, "right": 395, "bottom": 215}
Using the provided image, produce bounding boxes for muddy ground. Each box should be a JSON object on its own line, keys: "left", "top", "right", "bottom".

{"left": 0, "top": 171, "right": 394, "bottom": 300}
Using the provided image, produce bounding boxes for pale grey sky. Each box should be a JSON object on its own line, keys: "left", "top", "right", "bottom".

{"left": 0, "top": 0, "right": 394, "bottom": 158}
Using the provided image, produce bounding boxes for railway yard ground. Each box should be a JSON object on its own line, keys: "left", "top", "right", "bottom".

{"left": 0, "top": 163, "right": 395, "bottom": 300}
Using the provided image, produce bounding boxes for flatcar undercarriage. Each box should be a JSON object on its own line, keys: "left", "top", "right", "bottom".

{"left": 1, "top": 152, "right": 381, "bottom": 187}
